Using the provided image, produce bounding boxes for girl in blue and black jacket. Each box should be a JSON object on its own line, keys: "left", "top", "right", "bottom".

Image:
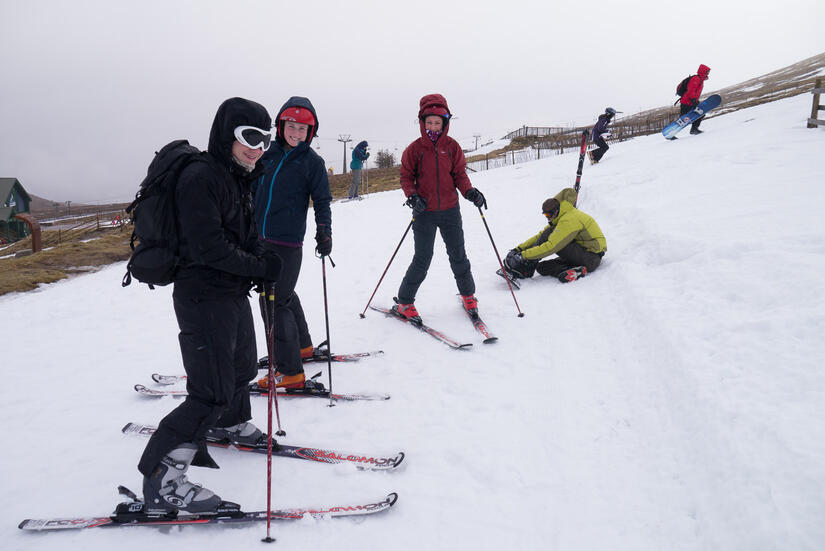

{"left": 253, "top": 96, "right": 332, "bottom": 390}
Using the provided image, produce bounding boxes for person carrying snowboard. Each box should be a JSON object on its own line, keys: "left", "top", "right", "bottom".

{"left": 503, "top": 188, "right": 606, "bottom": 283}
{"left": 393, "top": 93, "right": 487, "bottom": 323}
{"left": 138, "top": 97, "right": 283, "bottom": 515}
{"left": 348, "top": 140, "right": 369, "bottom": 199}
{"left": 588, "top": 107, "right": 617, "bottom": 164}
{"left": 678, "top": 64, "right": 711, "bottom": 135}
{"left": 253, "top": 96, "right": 332, "bottom": 391}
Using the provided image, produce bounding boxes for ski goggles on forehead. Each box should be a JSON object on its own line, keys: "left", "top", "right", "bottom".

{"left": 234, "top": 126, "right": 272, "bottom": 151}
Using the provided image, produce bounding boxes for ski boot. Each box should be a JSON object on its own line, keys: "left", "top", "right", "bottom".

{"left": 557, "top": 266, "right": 587, "bottom": 283}
{"left": 391, "top": 298, "right": 422, "bottom": 325}
{"left": 689, "top": 128, "right": 703, "bottom": 135}
{"left": 460, "top": 294, "right": 479, "bottom": 317}
{"left": 205, "top": 422, "right": 266, "bottom": 447}
{"left": 142, "top": 443, "right": 239, "bottom": 516}
{"left": 257, "top": 370, "right": 306, "bottom": 390}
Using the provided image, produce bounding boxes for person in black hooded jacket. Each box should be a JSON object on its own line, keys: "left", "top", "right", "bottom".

{"left": 252, "top": 96, "right": 332, "bottom": 391}
{"left": 137, "top": 97, "right": 283, "bottom": 515}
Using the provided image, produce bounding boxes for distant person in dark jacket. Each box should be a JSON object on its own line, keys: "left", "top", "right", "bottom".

{"left": 589, "top": 107, "right": 617, "bottom": 164}
{"left": 393, "top": 93, "right": 487, "bottom": 322}
{"left": 138, "top": 97, "right": 283, "bottom": 515}
{"left": 348, "top": 140, "right": 369, "bottom": 199}
{"left": 253, "top": 96, "right": 332, "bottom": 391}
{"left": 680, "top": 64, "right": 711, "bottom": 134}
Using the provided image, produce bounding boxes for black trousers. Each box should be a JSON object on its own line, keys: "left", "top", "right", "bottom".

{"left": 259, "top": 244, "right": 311, "bottom": 376}
{"left": 592, "top": 136, "right": 609, "bottom": 161}
{"left": 398, "top": 206, "right": 475, "bottom": 303}
{"left": 138, "top": 292, "right": 257, "bottom": 476}
{"left": 680, "top": 103, "right": 703, "bottom": 131}
{"left": 535, "top": 241, "right": 603, "bottom": 278}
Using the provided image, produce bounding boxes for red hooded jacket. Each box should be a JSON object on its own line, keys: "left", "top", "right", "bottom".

{"left": 681, "top": 64, "right": 711, "bottom": 106}
{"left": 400, "top": 94, "right": 472, "bottom": 212}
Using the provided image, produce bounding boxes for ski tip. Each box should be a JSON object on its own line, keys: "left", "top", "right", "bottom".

{"left": 482, "top": 337, "right": 499, "bottom": 344}
{"left": 121, "top": 422, "right": 133, "bottom": 434}
{"left": 394, "top": 452, "right": 405, "bottom": 469}
{"left": 458, "top": 343, "right": 473, "bottom": 349}
{"left": 151, "top": 373, "right": 161, "bottom": 383}
{"left": 386, "top": 492, "right": 399, "bottom": 507}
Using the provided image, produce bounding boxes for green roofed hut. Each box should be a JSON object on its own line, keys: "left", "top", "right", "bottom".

{"left": 1, "top": 178, "right": 41, "bottom": 250}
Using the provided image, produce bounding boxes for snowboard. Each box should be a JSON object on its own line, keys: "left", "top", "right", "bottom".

{"left": 662, "top": 94, "right": 722, "bottom": 139}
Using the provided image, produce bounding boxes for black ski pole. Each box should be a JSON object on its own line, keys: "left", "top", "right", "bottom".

{"left": 318, "top": 254, "right": 336, "bottom": 408}
{"left": 359, "top": 217, "right": 414, "bottom": 318}
{"left": 574, "top": 130, "right": 588, "bottom": 205}
{"left": 475, "top": 207, "right": 524, "bottom": 317}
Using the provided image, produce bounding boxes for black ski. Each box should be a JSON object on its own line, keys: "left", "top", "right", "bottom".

{"left": 121, "top": 423, "right": 404, "bottom": 470}
{"left": 458, "top": 296, "right": 497, "bottom": 343}
{"left": 574, "top": 130, "right": 588, "bottom": 197}
{"left": 19, "top": 487, "right": 397, "bottom": 531}
{"left": 369, "top": 305, "right": 472, "bottom": 350}
{"left": 496, "top": 268, "right": 521, "bottom": 290}
{"left": 257, "top": 341, "right": 384, "bottom": 369}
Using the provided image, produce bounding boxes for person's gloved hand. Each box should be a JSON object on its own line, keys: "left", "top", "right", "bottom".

{"left": 315, "top": 224, "right": 332, "bottom": 256}
{"left": 508, "top": 247, "right": 521, "bottom": 256}
{"left": 465, "top": 187, "right": 487, "bottom": 209}
{"left": 261, "top": 251, "right": 282, "bottom": 283}
{"left": 405, "top": 194, "right": 427, "bottom": 215}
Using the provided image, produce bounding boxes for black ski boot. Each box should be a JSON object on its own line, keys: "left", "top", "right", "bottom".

{"left": 205, "top": 422, "right": 266, "bottom": 447}
{"left": 143, "top": 443, "right": 239, "bottom": 515}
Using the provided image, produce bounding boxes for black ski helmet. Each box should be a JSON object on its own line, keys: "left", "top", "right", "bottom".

{"left": 605, "top": 107, "right": 617, "bottom": 118}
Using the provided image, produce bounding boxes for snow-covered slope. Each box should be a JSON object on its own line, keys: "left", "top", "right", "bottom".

{"left": 2, "top": 94, "right": 824, "bottom": 550}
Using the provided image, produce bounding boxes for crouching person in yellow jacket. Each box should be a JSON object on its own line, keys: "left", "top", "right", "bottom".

{"left": 503, "top": 188, "right": 606, "bottom": 283}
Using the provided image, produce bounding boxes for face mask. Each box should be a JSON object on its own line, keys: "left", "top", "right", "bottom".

{"left": 426, "top": 129, "right": 442, "bottom": 142}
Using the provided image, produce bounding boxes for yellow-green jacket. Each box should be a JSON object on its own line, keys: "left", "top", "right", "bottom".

{"left": 517, "top": 188, "right": 606, "bottom": 260}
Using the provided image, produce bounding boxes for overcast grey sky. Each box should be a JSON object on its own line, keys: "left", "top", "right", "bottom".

{"left": 1, "top": 0, "right": 822, "bottom": 203}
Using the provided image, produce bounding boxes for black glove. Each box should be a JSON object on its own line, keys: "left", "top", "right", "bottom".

{"left": 405, "top": 194, "right": 427, "bottom": 215}
{"left": 508, "top": 247, "right": 521, "bottom": 256}
{"left": 261, "top": 251, "right": 282, "bottom": 283}
{"left": 465, "top": 187, "right": 487, "bottom": 209}
{"left": 315, "top": 224, "right": 332, "bottom": 256}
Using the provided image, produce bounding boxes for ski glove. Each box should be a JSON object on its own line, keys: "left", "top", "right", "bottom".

{"left": 405, "top": 194, "right": 427, "bottom": 215}
{"left": 315, "top": 224, "right": 332, "bottom": 256}
{"left": 260, "top": 251, "right": 283, "bottom": 283}
{"left": 465, "top": 188, "right": 487, "bottom": 209}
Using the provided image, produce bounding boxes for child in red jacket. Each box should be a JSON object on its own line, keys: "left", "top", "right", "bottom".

{"left": 392, "top": 93, "right": 487, "bottom": 323}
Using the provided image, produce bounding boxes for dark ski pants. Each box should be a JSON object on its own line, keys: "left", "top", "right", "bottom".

{"left": 680, "top": 103, "right": 703, "bottom": 131}
{"left": 138, "top": 293, "right": 257, "bottom": 476}
{"left": 260, "top": 243, "right": 311, "bottom": 377}
{"left": 535, "top": 241, "right": 604, "bottom": 278}
{"left": 592, "top": 136, "right": 609, "bottom": 162}
{"left": 397, "top": 206, "right": 475, "bottom": 303}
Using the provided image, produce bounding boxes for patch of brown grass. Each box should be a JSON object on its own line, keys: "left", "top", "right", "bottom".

{"left": 0, "top": 229, "right": 130, "bottom": 296}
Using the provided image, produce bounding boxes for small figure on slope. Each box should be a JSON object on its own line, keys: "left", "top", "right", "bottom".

{"left": 588, "top": 107, "right": 618, "bottom": 164}
{"left": 678, "top": 64, "right": 711, "bottom": 135}
{"left": 348, "top": 140, "right": 370, "bottom": 199}
{"left": 503, "top": 188, "right": 606, "bottom": 283}
{"left": 393, "top": 93, "right": 487, "bottom": 323}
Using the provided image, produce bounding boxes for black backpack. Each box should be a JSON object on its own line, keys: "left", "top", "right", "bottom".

{"left": 676, "top": 75, "right": 694, "bottom": 97}
{"left": 121, "top": 140, "right": 205, "bottom": 289}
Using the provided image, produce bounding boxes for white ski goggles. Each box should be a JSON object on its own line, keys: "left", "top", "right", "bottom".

{"left": 234, "top": 126, "right": 272, "bottom": 151}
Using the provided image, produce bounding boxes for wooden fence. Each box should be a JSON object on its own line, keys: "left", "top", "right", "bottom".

{"left": 808, "top": 78, "right": 824, "bottom": 128}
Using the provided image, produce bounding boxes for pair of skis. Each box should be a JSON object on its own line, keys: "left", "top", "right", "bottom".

{"left": 369, "top": 296, "right": 497, "bottom": 350}
{"left": 20, "top": 423, "right": 403, "bottom": 532}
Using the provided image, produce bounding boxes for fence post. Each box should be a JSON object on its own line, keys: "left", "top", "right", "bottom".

{"left": 486, "top": 154, "right": 489, "bottom": 170}
{"left": 809, "top": 78, "right": 823, "bottom": 129}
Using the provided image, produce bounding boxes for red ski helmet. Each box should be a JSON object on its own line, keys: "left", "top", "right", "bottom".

{"left": 278, "top": 106, "right": 317, "bottom": 144}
